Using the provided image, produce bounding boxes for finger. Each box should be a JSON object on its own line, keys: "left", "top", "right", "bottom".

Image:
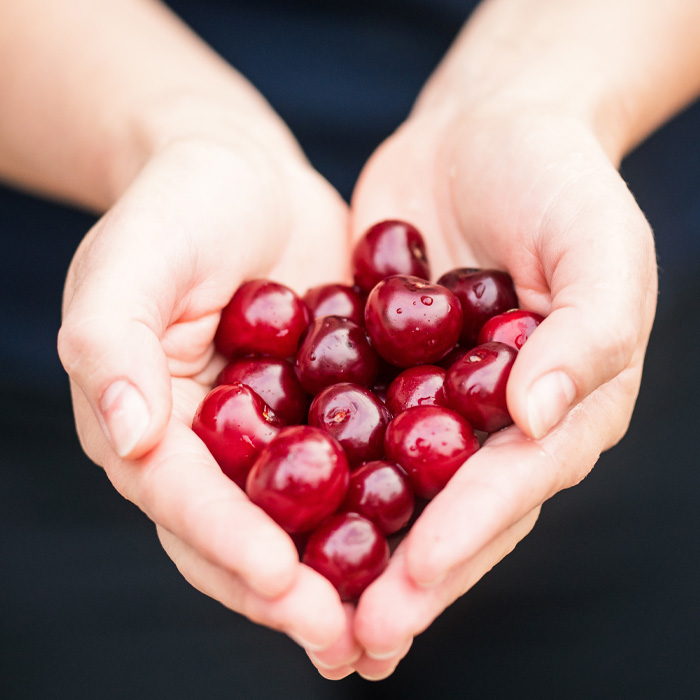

{"left": 353, "top": 509, "right": 539, "bottom": 658}
{"left": 315, "top": 665, "right": 356, "bottom": 681}
{"left": 352, "top": 637, "right": 414, "bottom": 682}
{"left": 74, "top": 374, "right": 301, "bottom": 598}
{"left": 306, "top": 604, "right": 363, "bottom": 671}
{"left": 58, "top": 142, "right": 293, "bottom": 459}
{"left": 403, "top": 366, "right": 640, "bottom": 588}
{"left": 158, "top": 527, "right": 347, "bottom": 651}
{"left": 118, "top": 420, "right": 301, "bottom": 598}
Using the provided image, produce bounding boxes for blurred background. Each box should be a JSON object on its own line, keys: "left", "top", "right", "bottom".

{"left": 2, "top": 1, "right": 699, "bottom": 697}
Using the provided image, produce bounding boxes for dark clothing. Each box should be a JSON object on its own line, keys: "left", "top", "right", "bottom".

{"left": 1, "top": 2, "right": 699, "bottom": 697}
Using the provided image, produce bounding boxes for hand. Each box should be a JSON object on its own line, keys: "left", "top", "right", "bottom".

{"left": 309, "top": 79, "right": 657, "bottom": 683}
{"left": 58, "top": 130, "right": 354, "bottom": 652}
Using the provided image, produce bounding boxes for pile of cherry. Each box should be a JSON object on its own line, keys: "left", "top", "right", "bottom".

{"left": 192, "top": 221, "right": 542, "bottom": 601}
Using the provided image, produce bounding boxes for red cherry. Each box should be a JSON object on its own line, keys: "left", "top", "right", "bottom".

{"left": 214, "top": 279, "right": 310, "bottom": 359}
{"left": 444, "top": 342, "right": 517, "bottom": 433}
{"left": 192, "top": 383, "right": 281, "bottom": 488}
{"left": 303, "top": 512, "right": 389, "bottom": 601}
{"left": 437, "top": 269, "right": 517, "bottom": 347}
{"left": 294, "top": 316, "right": 379, "bottom": 395}
{"left": 303, "top": 283, "right": 365, "bottom": 326}
{"left": 385, "top": 365, "right": 446, "bottom": 415}
{"left": 352, "top": 220, "right": 430, "bottom": 294}
{"left": 342, "top": 460, "right": 415, "bottom": 535}
{"left": 364, "top": 275, "right": 462, "bottom": 368}
{"left": 384, "top": 405, "right": 479, "bottom": 499}
{"left": 246, "top": 426, "right": 350, "bottom": 533}
{"left": 308, "top": 383, "right": 391, "bottom": 468}
{"left": 215, "top": 357, "right": 310, "bottom": 425}
{"left": 477, "top": 309, "right": 543, "bottom": 350}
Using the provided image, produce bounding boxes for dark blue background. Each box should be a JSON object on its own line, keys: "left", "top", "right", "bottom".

{"left": 2, "top": 1, "right": 699, "bottom": 697}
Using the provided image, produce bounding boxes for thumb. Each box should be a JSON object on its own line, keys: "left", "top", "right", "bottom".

{"left": 506, "top": 171, "right": 657, "bottom": 442}
{"left": 353, "top": 119, "right": 657, "bottom": 447}
{"left": 58, "top": 216, "right": 175, "bottom": 459}
{"left": 57, "top": 141, "right": 297, "bottom": 459}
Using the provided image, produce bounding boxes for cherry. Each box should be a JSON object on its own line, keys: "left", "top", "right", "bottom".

{"left": 294, "top": 316, "right": 379, "bottom": 395}
{"left": 303, "top": 283, "right": 365, "bottom": 326}
{"left": 384, "top": 405, "right": 479, "bottom": 499}
{"left": 308, "top": 383, "right": 391, "bottom": 468}
{"left": 437, "top": 269, "right": 517, "bottom": 347}
{"left": 342, "top": 460, "right": 415, "bottom": 535}
{"left": 246, "top": 426, "right": 350, "bottom": 534}
{"left": 444, "top": 341, "right": 517, "bottom": 433}
{"left": 192, "top": 382, "right": 281, "bottom": 488}
{"left": 385, "top": 365, "right": 446, "bottom": 415}
{"left": 214, "top": 279, "right": 310, "bottom": 360}
{"left": 364, "top": 275, "right": 462, "bottom": 368}
{"left": 352, "top": 220, "right": 430, "bottom": 294}
{"left": 303, "top": 512, "right": 389, "bottom": 601}
{"left": 215, "top": 357, "right": 310, "bottom": 425}
{"left": 477, "top": 309, "right": 543, "bottom": 350}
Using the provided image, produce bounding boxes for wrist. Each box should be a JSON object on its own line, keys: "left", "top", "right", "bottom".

{"left": 413, "top": 0, "right": 700, "bottom": 164}
{"left": 105, "top": 87, "right": 305, "bottom": 209}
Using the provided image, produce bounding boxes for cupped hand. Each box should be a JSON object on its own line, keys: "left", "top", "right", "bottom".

{"left": 57, "top": 132, "right": 353, "bottom": 652}
{"left": 311, "top": 95, "right": 656, "bottom": 679}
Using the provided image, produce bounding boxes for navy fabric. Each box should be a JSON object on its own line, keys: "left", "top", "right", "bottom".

{"left": 1, "top": 1, "right": 699, "bottom": 697}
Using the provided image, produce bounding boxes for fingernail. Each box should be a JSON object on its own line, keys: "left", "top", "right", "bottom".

{"left": 527, "top": 371, "right": 576, "bottom": 439}
{"left": 413, "top": 570, "right": 447, "bottom": 589}
{"left": 307, "top": 651, "right": 342, "bottom": 670}
{"left": 359, "top": 669, "right": 395, "bottom": 682}
{"left": 317, "top": 666, "right": 355, "bottom": 681}
{"left": 288, "top": 632, "right": 329, "bottom": 653}
{"left": 365, "top": 647, "right": 403, "bottom": 662}
{"left": 100, "top": 380, "right": 150, "bottom": 457}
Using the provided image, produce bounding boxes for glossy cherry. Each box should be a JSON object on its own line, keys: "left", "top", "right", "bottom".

{"left": 352, "top": 220, "right": 430, "bottom": 294}
{"left": 385, "top": 365, "right": 446, "bottom": 415}
{"left": 215, "top": 357, "right": 310, "bottom": 425}
{"left": 342, "top": 460, "right": 415, "bottom": 535}
{"left": 214, "top": 279, "right": 310, "bottom": 360}
{"left": 477, "top": 309, "right": 544, "bottom": 350}
{"left": 303, "top": 283, "right": 365, "bottom": 326}
{"left": 246, "top": 426, "right": 350, "bottom": 534}
{"left": 192, "top": 382, "right": 281, "bottom": 488}
{"left": 437, "top": 268, "right": 517, "bottom": 347}
{"left": 384, "top": 405, "right": 479, "bottom": 499}
{"left": 294, "top": 316, "right": 379, "bottom": 395}
{"left": 303, "top": 512, "right": 389, "bottom": 601}
{"left": 308, "top": 383, "right": 391, "bottom": 468}
{"left": 444, "top": 341, "right": 517, "bottom": 433}
{"left": 364, "top": 275, "right": 462, "bottom": 368}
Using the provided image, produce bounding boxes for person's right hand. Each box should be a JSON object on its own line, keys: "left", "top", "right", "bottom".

{"left": 57, "top": 125, "right": 356, "bottom": 654}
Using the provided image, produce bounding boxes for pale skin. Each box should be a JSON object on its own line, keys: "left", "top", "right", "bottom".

{"left": 2, "top": 0, "right": 699, "bottom": 682}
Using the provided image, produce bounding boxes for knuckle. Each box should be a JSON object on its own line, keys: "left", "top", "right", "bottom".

{"left": 56, "top": 320, "right": 85, "bottom": 375}
{"left": 57, "top": 315, "right": 107, "bottom": 379}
